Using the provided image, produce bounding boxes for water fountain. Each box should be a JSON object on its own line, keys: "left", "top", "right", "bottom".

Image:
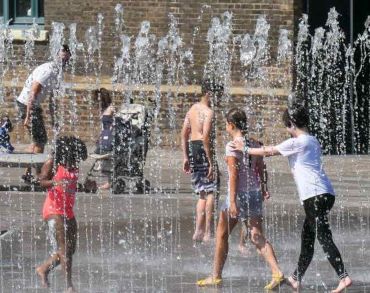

{"left": 0, "top": 4, "right": 369, "bottom": 293}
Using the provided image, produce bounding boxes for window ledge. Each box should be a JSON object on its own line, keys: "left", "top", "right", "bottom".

{"left": 10, "top": 29, "right": 48, "bottom": 42}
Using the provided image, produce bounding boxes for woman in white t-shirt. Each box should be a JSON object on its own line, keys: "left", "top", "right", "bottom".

{"left": 235, "top": 104, "right": 352, "bottom": 293}
{"left": 197, "top": 108, "right": 284, "bottom": 290}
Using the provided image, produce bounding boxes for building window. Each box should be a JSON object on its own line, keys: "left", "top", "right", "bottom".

{"left": 1, "top": 0, "right": 44, "bottom": 26}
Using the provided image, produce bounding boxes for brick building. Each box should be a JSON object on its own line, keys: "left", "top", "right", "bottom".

{"left": 2, "top": 0, "right": 302, "bottom": 73}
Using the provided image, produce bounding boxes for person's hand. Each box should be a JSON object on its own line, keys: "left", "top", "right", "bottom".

{"left": 229, "top": 202, "right": 239, "bottom": 219}
{"left": 262, "top": 190, "right": 271, "bottom": 201}
{"left": 23, "top": 116, "right": 30, "bottom": 128}
{"left": 53, "top": 179, "right": 77, "bottom": 193}
{"left": 54, "top": 179, "right": 77, "bottom": 186}
{"left": 183, "top": 159, "right": 190, "bottom": 174}
{"left": 53, "top": 121, "right": 60, "bottom": 132}
{"left": 229, "top": 139, "right": 244, "bottom": 152}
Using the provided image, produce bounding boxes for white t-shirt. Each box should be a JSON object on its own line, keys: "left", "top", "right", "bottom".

{"left": 17, "top": 62, "right": 61, "bottom": 106}
{"left": 275, "top": 134, "right": 335, "bottom": 203}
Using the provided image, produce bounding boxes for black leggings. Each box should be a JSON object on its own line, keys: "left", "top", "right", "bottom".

{"left": 292, "top": 194, "right": 348, "bottom": 281}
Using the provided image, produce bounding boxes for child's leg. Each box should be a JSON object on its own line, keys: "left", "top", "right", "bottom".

{"left": 53, "top": 216, "right": 74, "bottom": 289}
{"left": 291, "top": 197, "right": 317, "bottom": 282}
{"left": 65, "top": 218, "right": 77, "bottom": 291}
{"left": 312, "top": 195, "right": 352, "bottom": 293}
{"left": 239, "top": 225, "right": 245, "bottom": 246}
{"left": 36, "top": 218, "right": 61, "bottom": 288}
{"left": 238, "top": 224, "right": 250, "bottom": 255}
{"left": 36, "top": 254, "right": 59, "bottom": 288}
{"left": 203, "top": 192, "right": 214, "bottom": 242}
{"left": 197, "top": 211, "right": 238, "bottom": 286}
{"left": 247, "top": 217, "right": 282, "bottom": 276}
{"left": 212, "top": 211, "right": 238, "bottom": 278}
{"left": 25, "top": 143, "right": 44, "bottom": 175}
{"left": 193, "top": 193, "right": 206, "bottom": 241}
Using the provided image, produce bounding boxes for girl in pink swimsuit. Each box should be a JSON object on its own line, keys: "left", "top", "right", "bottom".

{"left": 36, "top": 136, "right": 87, "bottom": 293}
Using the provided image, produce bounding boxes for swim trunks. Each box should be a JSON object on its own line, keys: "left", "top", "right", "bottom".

{"left": 189, "top": 140, "right": 218, "bottom": 195}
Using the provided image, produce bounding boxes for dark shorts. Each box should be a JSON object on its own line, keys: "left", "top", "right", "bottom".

{"left": 17, "top": 101, "right": 47, "bottom": 145}
{"left": 189, "top": 140, "right": 219, "bottom": 195}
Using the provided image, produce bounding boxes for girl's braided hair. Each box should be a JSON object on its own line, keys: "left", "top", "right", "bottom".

{"left": 54, "top": 136, "right": 87, "bottom": 169}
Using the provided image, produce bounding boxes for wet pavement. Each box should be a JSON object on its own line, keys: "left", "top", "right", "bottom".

{"left": 0, "top": 146, "right": 369, "bottom": 292}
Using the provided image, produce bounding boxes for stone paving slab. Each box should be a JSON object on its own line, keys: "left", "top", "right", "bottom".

{"left": 0, "top": 146, "right": 369, "bottom": 292}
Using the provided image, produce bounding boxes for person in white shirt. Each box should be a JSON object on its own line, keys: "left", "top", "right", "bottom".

{"left": 16, "top": 45, "right": 71, "bottom": 183}
{"left": 233, "top": 103, "right": 352, "bottom": 293}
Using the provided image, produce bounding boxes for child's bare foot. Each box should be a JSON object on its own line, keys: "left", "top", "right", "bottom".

{"left": 331, "top": 277, "right": 352, "bottom": 293}
{"left": 287, "top": 276, "right": 300, "bottom": 291}
{"left": 202, "top": 232, "right": 211, "bottom": 243}
{"left": 36, "top": 266, "right": 49, "bottom": 288}
{"left": 192, "top": 230, "right": 204, "bottom": 242}
{"left": 98, "top": 182, "right": 110, "bottom": 190}
{"left": 64, "top": 286, "right": 77, "bottom": 293}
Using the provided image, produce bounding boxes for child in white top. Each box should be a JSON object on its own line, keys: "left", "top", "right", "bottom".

{"left": 236, "top": 103, "right": 352, "bottom": 293}
{"left": 197, "top": 108, "right": 284, "bottom": 290}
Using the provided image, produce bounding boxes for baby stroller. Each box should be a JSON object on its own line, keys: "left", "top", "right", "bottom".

{"left": 85, "top": 104, "right": 151, "bottom": 194}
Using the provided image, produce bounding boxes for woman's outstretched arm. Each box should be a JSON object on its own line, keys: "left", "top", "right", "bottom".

{"left": 248, "top": 146, "right": 280, "bottom": 157}
{"left": 230, "top": 139, "right": 281, "bottom": 157}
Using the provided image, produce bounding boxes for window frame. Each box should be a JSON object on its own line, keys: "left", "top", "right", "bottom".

{"left": 1, "top": 0, "right": 44, "bottom": 27}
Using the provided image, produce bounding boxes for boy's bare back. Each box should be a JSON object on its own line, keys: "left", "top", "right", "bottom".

{"left": 185, "top": 102, "right": 214, "bottom": 141}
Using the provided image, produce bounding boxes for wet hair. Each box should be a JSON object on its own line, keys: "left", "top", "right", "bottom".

{"left": 201, "top": 79, "right": 224, "bottom": 97}
{"left": 60, "top": 44, "right": 71, "bottom": 56}
{"left": 226, "top": 108, "right": 248, "bottom": 134}
{"left": 93, "top": 88, "right": 112, "bottom": 111}
{"left": 54, "top": 136, "right": 87, "bottom": 169}
{"left": 282, "top": 103, "right": 309, "bottom": 129}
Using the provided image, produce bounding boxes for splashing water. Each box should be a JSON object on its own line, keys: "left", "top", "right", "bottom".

{"left": 0, "top": 5, "right": 369, "bottom": 293}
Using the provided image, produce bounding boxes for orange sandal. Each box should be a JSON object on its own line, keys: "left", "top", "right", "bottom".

{"left": 196, "top": 277, "right": 222, "bottom": 287}
{"left": 264, "top": 273, "right": 285, "bottom": 290}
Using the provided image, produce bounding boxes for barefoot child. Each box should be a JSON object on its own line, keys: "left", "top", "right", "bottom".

{"left": 197, "top": 108, "right": 284, "bottom": 289}
{"left": 181, "top": 79, "right": 223, "bottom": 242}
{"left": 36, "top": 136, "right": 87, "bottom": 292}
{"left": 238, "top": 103, "right": 352, "bottom": 293}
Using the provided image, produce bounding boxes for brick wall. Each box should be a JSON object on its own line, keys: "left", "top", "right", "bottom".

{"left": 8, "top": 0, "right": 299, "bottom": 80}
{"left": 3, "top": 85, "right": 288, "bottom": 148}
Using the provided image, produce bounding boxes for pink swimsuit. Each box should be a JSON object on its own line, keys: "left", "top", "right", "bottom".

{"left": 42, "top": 165, "right": 78, "bottom": 220}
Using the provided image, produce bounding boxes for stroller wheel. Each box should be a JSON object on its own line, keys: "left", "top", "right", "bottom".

{"left": 136, "top": 181, "right": 144, "bottom": 194}
{"left": 112, "top": 178, "right": 126, "bottom": 194}
{"left": 143, "top": 179, "right": 151, "bottom": 193}
{"left": 135, "top": 179, "right": 150, "bottom": 194}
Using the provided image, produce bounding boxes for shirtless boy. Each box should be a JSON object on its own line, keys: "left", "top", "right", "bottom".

{"left": 181, "top": 79, "right": 223, "bottom": 242}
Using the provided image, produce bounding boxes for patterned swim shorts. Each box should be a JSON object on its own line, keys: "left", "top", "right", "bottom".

{"left": 189, "top": 140, "right": 218, "bottom": 195}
